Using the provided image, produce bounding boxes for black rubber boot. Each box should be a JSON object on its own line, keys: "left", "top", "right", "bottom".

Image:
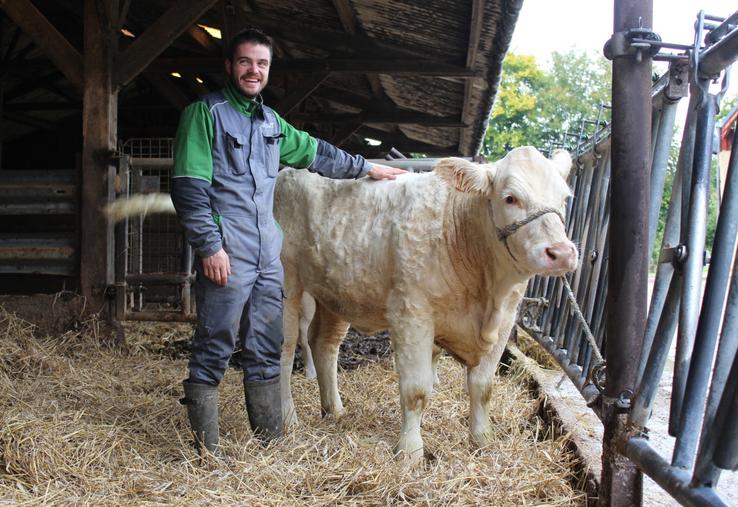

{"left": 244, "top": 376, "right": 283, "bottom": 442}
{"left": 180, "top": 380, "right": 221, "bottom": 458}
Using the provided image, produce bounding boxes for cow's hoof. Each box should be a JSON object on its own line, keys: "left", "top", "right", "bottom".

{"left": 282, "top": 407, "right": 299, "bottom": 430}
{"left": 471, "top": 429, "right": 494, "bottom": 448}
{"left": 393, "top": 445, "right": 424, "bottom": 465}
{"left": 394, "top": 432, "right": 424, "bottom": 464}
{"left": 319, "top": 407, "right": 345, "bottom": 419}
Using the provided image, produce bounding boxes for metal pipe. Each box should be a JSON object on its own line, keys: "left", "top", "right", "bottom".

{"left": 692, "top": 130, "right": 738, "bottom": 487}
{"left": 365, "top": 157, "right": 474, "bottom": 172}
{"left": 674, "top": 91, "right": 735, "bottom": 467}
{"left": 630, "top": 271, "right": 682, "bottom": 427}
{"left": 637, "top": 94, "right": 695, "bottom": 387}
{"left": 114, "top": 156, "right": 130, "bottom": 321}
{"left": 713, "top": 354, "right": 738, "bottom": 470}
{"left": 648, "top": 99, "right": 679, "bottom": 256}
{"left": 671, "top": 90, "right": 715, "bottom": 449}
{"left": 704, "top": 9, "right": 738, "bottom": 45}
{"left": 624, "top": 437, "right": 730, "bottom": 507}
{"left": 699, "top": 20, "right": 738, "bottom": 78}
{"left": 533, "top": 335, "right": 601, "bottom": 408}
{"left": 125, "top": 273, "right": 195, "bottom": 285}
{"left": 603, "top": 1, "right": 653, "bottom": 503}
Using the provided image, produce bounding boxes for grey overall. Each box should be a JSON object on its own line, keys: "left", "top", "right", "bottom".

{"left": 172, "top": 91, "right": 368, "bottom": 386}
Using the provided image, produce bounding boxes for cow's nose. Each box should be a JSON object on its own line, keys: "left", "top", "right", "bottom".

{"left": 545, "top": 243, "right": 577, "bottom": 269}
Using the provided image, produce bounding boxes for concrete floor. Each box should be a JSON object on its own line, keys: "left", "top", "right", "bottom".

{"left": 514, "top": 344, "right": 738, "bottom": 506}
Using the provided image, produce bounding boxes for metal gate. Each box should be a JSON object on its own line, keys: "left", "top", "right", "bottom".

{"left": 113, "top": 138, "right": 194, "bottom": 321}
{"left": 519, "top": 9, "right": 738, "bottom": 506}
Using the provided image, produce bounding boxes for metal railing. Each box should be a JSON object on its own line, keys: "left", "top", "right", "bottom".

{"left": 519, "top": 9, "right": 738, "bottom": 506}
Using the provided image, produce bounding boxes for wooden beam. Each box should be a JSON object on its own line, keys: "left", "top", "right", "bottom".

{"left": 219, "top": 0, "right": 238, "bottom": 53}
{"left": 142, "top": 69, "right": 192, "bottom": 111}
{"left": 187, "top": 24, "right": 220, "bottom": 54}
{"left": 0, "top": 0, "right": 83, "bottom": 91}
{"left": 80, "top": 0, "right": 117, "bottom": 306}
{"left": 312, "top": 86, "right": 371, "bottom": 110}
{"left": 331, "top": 0, "right": 357, "bottom": 35}
{"left": 115, "top": 0, "right": 218, "bottom": 87}
{"left": 230, "top": 12, "right": 429, "bottom": 60}
{"left": 358, "top": 126, "right": 457, "bottom": 153}
{"left": 274, "top": 73, "right": 329, "bottom": 116}
{"left": 330, "top": 115, "right": 366, "bottom": 147}
{"left": 459, "top": 0, "right": 485, "bottom": 155}
{"left": 156, "top": 57, "right": 477, "bottom": 77}
{"left": 291, "top": 111, "right": 466, "bottom": 127}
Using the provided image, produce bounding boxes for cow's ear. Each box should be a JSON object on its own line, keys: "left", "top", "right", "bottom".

{"left": 550, "top": 149, "right": 572, "bottom": 180}
{"left": 435, "top": 157, "right": 491, "bottom": 194}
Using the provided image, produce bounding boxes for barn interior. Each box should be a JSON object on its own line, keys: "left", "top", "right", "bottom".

{"left": 0, "top": 0, "right": 522, "bottom": 325}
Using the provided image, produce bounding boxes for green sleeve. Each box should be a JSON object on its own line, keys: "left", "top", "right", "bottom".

{"left": 173, "top": 102, "right": 214, "bottom": 182}
{"left": 275, "top": 113, "right": 318, "bottom": 169}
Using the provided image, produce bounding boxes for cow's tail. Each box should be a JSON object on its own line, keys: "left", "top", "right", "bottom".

{"left": 104, "top": 193, "right": 175, "bottom": 223}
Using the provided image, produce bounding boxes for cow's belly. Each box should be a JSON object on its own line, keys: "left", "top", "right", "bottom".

{"left": 307, "top": 283, "right": 390, "bottom": 333}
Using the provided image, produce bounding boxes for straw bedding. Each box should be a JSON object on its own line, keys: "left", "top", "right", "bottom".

{"left": 0, "top": 306, "right": 586, "bottom": 506}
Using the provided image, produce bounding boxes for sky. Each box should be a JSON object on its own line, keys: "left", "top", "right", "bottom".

{"left": 508, "top": 0, "right": 737, "bottom": 105}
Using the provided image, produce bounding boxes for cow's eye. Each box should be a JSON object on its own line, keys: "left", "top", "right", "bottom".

{"left": 505, "top": 195, "right": 517, "bottom": 205}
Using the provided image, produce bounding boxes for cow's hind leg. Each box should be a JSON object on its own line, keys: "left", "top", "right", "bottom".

{"left": 280, "top": 287, "right": 303, "bottom": 429}
{"left": 298, "top": 293, "right": 317, "bottom": 379}
{"left": 309, "top": 301, "right": 350, "bottom": 418}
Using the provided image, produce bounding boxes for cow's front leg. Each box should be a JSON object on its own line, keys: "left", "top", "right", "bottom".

{"left": 280, "top": 289, "right": 302, "bottom": 429}
{"left": 309, "top": 302, "right": 350, "bottom": 418}
{"left": 466, "top": 331, "right": 508, "bottom": 446}
{"left": 391, "top": 318, "right": 434, "bottom": 463}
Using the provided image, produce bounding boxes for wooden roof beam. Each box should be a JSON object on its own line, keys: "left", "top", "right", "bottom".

{"left": 329, "top": 115, "right": 366, "bottom": 147}
{"left": 115, "top": 0, "right": 219, "bottom": 87}
{"left": 331, "top": 0, "right": 358, "bottom": 35}
{"left": 142, "top": 69, "right": 192, "bottom": 112}
{"left": 291, "top": 111, "right": 466, "bottom": 127}
{"left": 275, "top": 73, "right": 330, "bottom": 116}
{"left": 459, "top": 0, "right": 485, "bottom": 154}
{"left": 0, "top": 0, "right": 83, "bottom": 92}
{"left": 156, "top": 57, "right": 477, "bottom": 77}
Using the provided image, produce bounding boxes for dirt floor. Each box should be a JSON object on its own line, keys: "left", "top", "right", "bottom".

{"left": 0, "top": 309, "right": 590, "bottom": 506}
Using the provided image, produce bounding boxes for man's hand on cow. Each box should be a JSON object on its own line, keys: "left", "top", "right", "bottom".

{"left": 367, "top": 163, "right": 407, "bottom": 180}
{"left": 202, "top": 248, "right": 231, "bottom": 286}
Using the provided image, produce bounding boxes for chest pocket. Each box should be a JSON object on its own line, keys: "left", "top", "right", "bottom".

{"left": 262, "top": 130, "right": 284, "bottom": 178}
{"left": 224, "top": 130, "right": 249, "bottom": 175}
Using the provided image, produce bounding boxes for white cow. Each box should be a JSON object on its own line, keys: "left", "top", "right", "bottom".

{"left": 275, "top": 146, "right": 578, "bottom": 461}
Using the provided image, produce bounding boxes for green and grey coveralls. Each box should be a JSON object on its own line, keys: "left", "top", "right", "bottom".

{"left": 171, "top": 81, "right": 369, "bottom": 385}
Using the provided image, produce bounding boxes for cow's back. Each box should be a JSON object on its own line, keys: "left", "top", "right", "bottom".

{"left": 275, "top": 168, "right": 447, "bottom": 330}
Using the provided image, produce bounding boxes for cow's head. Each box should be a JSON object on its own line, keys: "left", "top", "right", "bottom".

{"left": 436, "top": 146, "right": 578, "bottom": 276}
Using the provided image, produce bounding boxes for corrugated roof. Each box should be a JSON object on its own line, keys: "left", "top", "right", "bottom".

{"left": 0, "top": 0, "right": 523, "bottom": 158}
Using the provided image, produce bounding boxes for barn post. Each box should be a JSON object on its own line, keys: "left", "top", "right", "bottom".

{"left": 602, "top": 0, "right": 652, "bottom": 505}
{"left": 80, "top": 0, "right": 118, "bottom": 312}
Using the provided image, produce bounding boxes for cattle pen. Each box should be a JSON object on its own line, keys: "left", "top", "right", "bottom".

{"left": 1, "top": 0, "right": 738, "bottom": 506}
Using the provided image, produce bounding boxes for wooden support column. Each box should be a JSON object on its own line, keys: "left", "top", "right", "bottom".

{"left": 80, "top": 0, "right": 118, "bottom": 307}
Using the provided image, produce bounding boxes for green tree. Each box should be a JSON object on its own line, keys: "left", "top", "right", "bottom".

{"left": 482, "top": 50, "right": 611, "bottom": 160}
{"left": 482, "top": 54, "right": 547, "bottom": 160}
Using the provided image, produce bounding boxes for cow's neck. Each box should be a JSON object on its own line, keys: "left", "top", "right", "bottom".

{"left": 444, "top": 192, "right": 529, "bottom": 348}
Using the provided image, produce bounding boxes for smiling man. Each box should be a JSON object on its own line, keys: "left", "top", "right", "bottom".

{"left": 171, "top": 27, "right": 405, "bottom": 458}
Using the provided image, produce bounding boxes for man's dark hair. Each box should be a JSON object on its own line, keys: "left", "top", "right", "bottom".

{"left": 226, "top": 27, "right": 273, "bottom": 60}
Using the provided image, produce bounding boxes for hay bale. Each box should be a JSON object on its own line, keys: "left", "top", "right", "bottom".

{"left": 0, "top": 307, "right": 586, "bottom": 505}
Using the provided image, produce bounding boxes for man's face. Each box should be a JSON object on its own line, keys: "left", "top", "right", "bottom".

{"left": 225, "top": 42, "right": 271, "bottom": 98}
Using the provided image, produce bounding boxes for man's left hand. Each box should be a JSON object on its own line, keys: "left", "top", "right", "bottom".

{"left": 367, "top": 164, "right": 407, "bottom": 180}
